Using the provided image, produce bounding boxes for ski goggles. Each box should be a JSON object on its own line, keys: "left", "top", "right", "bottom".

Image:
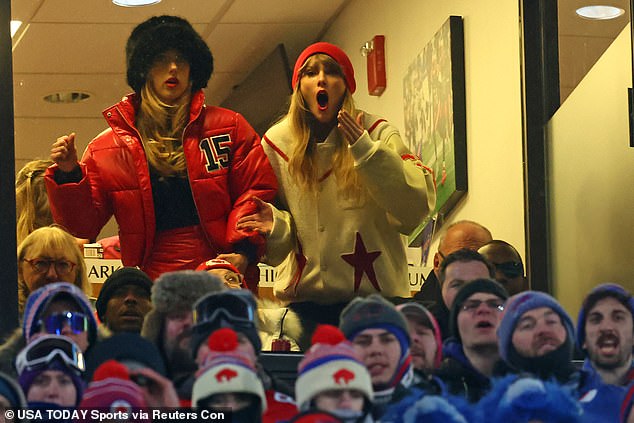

{"left": 193, "top": 291, "right": 256, "bottom": 327}
{"left": 16, "top": 335, "right": 85, "bottom": 374}
{"left": 37, "top": 311, "right": 89, "bottom": 335}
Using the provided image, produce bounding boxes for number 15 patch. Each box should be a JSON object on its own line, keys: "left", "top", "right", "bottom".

{"left": 199, "top": 134, "right": 231, "bottom": 172}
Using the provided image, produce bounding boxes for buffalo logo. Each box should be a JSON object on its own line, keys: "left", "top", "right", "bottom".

{"left": 215, "top": 368, "right": 238, "bottom": 383}
{"left": 333, "top": 369, "right": 355, "bottom": 385}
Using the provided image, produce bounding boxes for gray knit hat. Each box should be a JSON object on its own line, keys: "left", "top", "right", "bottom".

{"left": 339, "top": 294, "right": 410, "bottom": 343}
{"left": 141, "top": 270, "right": 225, "bottom": 345}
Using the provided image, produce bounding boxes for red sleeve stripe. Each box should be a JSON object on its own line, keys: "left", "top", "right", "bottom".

{"left": 368, "top": 119, "right": 387, "bottom": 134}
{"left": 263, "top": 135, "right": 289, "bottom": 162}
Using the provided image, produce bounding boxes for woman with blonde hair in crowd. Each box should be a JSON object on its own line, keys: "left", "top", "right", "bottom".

{"left": 17, "top": 225, "right": 90, "bottom": 314}
{"left": 15, "top": 159, "right": 55, "bottom": 246}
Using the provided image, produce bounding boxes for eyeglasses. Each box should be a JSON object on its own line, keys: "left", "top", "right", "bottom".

{"left": 37, "top": 311, "right": 89, "bottom": 336}
{"left": 494, "top": 261, "right": 523, "bottom": 278}
{"left": 461, "top": 299, "right": 505, "bottom": 313}
{"left": 15, "top": 335, "right": 85, "bottom": 374}
{"left": 193, "top": 292, "right": 256, "bottom": 327}
{"left": 23, "top": 258, "right": 76, "bottom": 275}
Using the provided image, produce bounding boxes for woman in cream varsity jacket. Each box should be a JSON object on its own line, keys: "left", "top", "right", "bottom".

{"left": 238, "top": 42, "right": 435, "bottom": 343}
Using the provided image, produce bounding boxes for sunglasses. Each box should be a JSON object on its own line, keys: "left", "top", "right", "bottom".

{"left": 495, "top": 261, "right": 524, "bottom": 278}
{"left": 38, "top": 311, "right": 89, "bottom": 335}
{"left": 16, "top": 335, "right": 85, "bottom": 374}
{"left": 193, "top": 292, "right": 256, "bottom": 327}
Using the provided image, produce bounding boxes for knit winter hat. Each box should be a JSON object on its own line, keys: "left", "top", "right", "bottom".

{"left": 141, "top": 270, "right": 225, "bottom": 345}
{"left": 78, "top": 360, "right": 148, "bottom": 421}
{"left": 23, "top": 282, "right": 97, "bottom": 346}
{"left": 449, "top": 278, "right": 509, "bottom": 343}
{"left": 95, "top": 267, "right": 152, "bottom": 322}
{"left": 339, "top": 295, "right": 412, "bottom": 390}
{"left": 576, "top": 283, "right": 634, "bottom": 352}
{"left": 292, "top": 42, "right": 356, "bottom": 93}
{"left": 192, "top": 328, "right": 266, "bottom": 412}
{"left": 476, "top": 375, "right": 582, "bottom": 423}
{"left": 396, "top": 302, "right": 443, "bottom": 369}
{"left": 191, "top": 290, "right": 261, "bottom": 355}
{"left": 83, "top": 332, "right": 166, "bottom": 382}
{"left": 296, "top": 325, "right": 372, "bottom": 410}
{"left": 17, "top": 336, "right": 85, "bottom": 406}
{"left": 497, "top": 291, "right": 575, "bottom": 364}
{"left": 126, "top": 15, "right": 213, "bottom": 93}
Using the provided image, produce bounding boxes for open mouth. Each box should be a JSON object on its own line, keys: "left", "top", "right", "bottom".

{"left": 317, "top": 90, "right": 329, "bottom": 110}
{"left": 597, "top": 333, "right": 619, "bottom": 353}
{"left": 475, "top": 321, "right": 494, "bottom": 329}
{"left": 166, "top": 77, "right": 178, "bottom": 87}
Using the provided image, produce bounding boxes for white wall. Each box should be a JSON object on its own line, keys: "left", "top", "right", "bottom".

{"left": 548, "top": 25, "right": 634, "bottom": 317}
{"left": 320, "top": 0, "right": 525, "bottom": 267}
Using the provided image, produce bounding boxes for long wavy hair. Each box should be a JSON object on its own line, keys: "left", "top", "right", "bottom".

{"left": 287, "top": 54, "right": 361, "bottom": 197}
{"left": 15, "top": 159, "right": 55, "bottom": 245}
{"left": 17, "top": 225, "right": 90, "bottom": 315}
{"left": 136, "top": 81, "right": 192, "bottom": 177}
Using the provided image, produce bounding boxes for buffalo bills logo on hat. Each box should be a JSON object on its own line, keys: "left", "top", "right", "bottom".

{"left": 215, "top": 368, "right": 238, "bottom": 383}
{"left": 333, "top": 369, "right": 355, "bottom": 385}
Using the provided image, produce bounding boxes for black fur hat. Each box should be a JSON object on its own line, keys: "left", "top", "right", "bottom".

{"left": 126, "top": 15, "right": 213, "bottom": 93}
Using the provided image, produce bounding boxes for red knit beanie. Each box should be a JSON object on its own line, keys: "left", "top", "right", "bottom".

{"left": 292, "top": 42, "right": 356, "bottom": 93}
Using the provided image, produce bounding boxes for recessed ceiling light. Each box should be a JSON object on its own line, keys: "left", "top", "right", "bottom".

{"left": 44, "top": 91, "right": 91, "bottom": 104}
{"left": 112, "top": 0, "right": 162, "bottom": 6}
{"left": 576, "top": 5, "right": 625, "bottom": 20}
{"left": 10, "top": 20, "right": 21, "bottom": 37}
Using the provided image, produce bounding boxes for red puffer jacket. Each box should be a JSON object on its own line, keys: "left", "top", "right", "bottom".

{"left": 45, "top": 90, "right": 277, "bottom": 272}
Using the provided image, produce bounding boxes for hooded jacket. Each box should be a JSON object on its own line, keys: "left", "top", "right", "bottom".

{"left": 45, "top": 90, "right": 277, "bottom": 277}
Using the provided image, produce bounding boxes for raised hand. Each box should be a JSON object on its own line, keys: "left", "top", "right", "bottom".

{"left": 236, "top": 196, "right": 274, "bottom": 236}
{"left": 50, "top": 132, "right": 80, "bottom": 172}
{"left": 338, "top": 110, "right": 364, "bottom": 145}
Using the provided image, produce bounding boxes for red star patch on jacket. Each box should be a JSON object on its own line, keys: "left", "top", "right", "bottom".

{"left": 341, "top": 232, "right": 381, "bottom": 292}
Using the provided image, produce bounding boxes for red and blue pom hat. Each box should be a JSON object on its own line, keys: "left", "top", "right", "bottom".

{"left": 78, "top": 360, "right": 149, "bottom": 423}
{"left": 295, "top": 325, "right": 373, "bottom": 411}
{"left": 192, "top": 328, "right": 266, "bottom": 412}
{"left": 292, "top": 42, "right": 356, "bottom": 94}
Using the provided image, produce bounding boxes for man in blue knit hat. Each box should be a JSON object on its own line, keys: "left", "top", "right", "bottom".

{"left": 498, "top": 290, "right": 625, "bottom": 422}
{"left": 576, "top": 283, "right": 633, "bottom": 386}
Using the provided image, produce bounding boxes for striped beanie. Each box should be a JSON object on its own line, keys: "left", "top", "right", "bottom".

{"left": 192, "top": 328, "right": 266, "bottom": 412}
{"left": 295, "top": 325, "right": 372, "bottom": 410}
{"left": 23, "top": 282, "right": 97, "bottom": 345}
{"left": 78, "top": 360, "right": 148, "bottom": 422}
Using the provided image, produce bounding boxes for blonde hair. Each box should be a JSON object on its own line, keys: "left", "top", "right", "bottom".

{"left": 136, "top": 82, "right": 192, "bottom": 177}
{"left": 287, "top": 54, "right": 360, "bottom": 196}
{"left": 16, "top": 160, "right": 55, "bottom": 245}
{"left": 17, "top": 225, "right": 90, "bottom": 314}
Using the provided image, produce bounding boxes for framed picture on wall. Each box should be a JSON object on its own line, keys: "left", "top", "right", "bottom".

{"left": 403, "top": 15, "right": 467, "bottom": 246}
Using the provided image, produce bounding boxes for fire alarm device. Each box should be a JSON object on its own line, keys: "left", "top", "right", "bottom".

{"left": 362, "top": 35, "right": 386, "bottom": 96}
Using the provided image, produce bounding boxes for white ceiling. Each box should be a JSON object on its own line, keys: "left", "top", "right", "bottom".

{"left": 10, "top": 0, "right": 348, "bottom": 168}
{"left": 10, "top": 0, "right": 631, "bottom": 170}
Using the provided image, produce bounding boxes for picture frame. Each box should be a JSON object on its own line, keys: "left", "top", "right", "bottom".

{"left": 403, "top": 16, "right": 467, "bottom": 246}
